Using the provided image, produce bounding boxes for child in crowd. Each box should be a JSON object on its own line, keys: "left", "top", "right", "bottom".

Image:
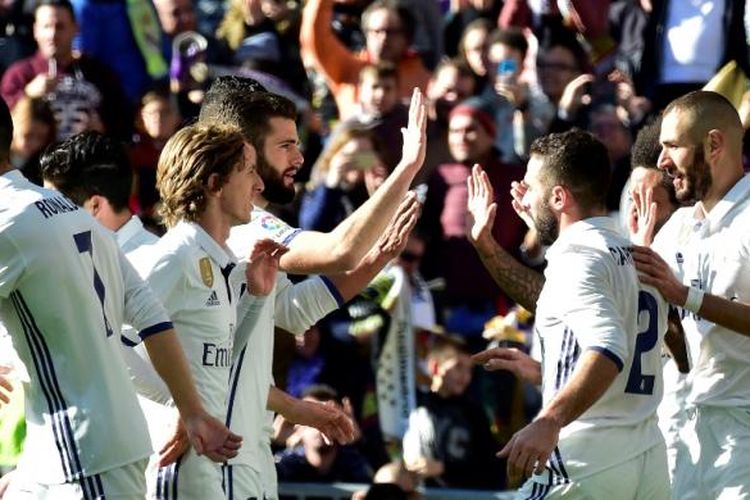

{"left": 403, "top": 335, "right": 504, "bottom": 490}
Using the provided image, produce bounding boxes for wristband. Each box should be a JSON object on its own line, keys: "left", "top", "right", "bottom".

{"left": 683, "top": 286, "right": 704, "bottom": 314}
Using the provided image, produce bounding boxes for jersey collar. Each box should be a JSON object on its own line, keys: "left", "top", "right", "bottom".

{"left": 703, "top": 173, "right": 750, "bottom": 235}
{"left": 175, "top": 220, "right": 237, "bottom": 269}
{"left": 116, "top": 215, "right": 146, "bottom": 249}
{"left": 546, "top": 216, "right": 619, "bottom": 258}
{"left": 0, "top": 169, "right": 27, "bottom": 189}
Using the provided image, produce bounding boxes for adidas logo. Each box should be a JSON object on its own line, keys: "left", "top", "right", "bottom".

{"left": 205, "top": 290, "right": 221, "bottom": 307}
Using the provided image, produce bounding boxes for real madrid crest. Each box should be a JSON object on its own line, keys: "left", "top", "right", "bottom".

{"left": 199, "top": 257, "right": 214, "bottom": 287}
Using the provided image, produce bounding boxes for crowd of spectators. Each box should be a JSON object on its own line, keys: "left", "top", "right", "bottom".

{"left": 2, "top": 0, "right": 750, "bottom": 494}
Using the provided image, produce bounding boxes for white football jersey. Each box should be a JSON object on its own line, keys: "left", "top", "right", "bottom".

{"left": 225, "top": 208, "right": 340, "bottom": 483}
{"left": 534, "top": 217, "right": 667, "bottom": 484}
{"left": 0, "top": 170, "right": 172, "bottom": 483}
{"left": 116, "top": 215, "right": 158, "bottom": 261}
{"left": 652, "top": 174, "right": 750, "bottom": 408}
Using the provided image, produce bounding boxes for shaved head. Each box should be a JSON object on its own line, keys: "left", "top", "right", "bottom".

{"left": 664, "top": 91, "right": 744, "bottom": 148}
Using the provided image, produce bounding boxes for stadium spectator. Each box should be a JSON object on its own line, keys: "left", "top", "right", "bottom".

{"left": 301, "top": 0, "right": 430, "bottom": 120}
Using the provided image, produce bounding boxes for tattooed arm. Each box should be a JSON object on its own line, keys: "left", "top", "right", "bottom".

{"left": 466, "top": 165, "right": 544, "bottom": 312}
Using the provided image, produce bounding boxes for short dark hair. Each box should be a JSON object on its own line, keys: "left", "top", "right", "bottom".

{"left": 40, "top": 131, "right": 132, "bottom": 211}
{"left": 362, "top": 0, "right": 416, "bottom": 43}
{"left": 631, "top": 118, "right": 662, "bottom": 170}
{"left": 301, "top": 384, "right": 340, "bottom": 403}
{"left": 530, "top": 129, "right": 611, "bottom": 211}
{"left": 0, "top": 97, "right": 12, "bottom": 164}
{"left": 201, "top": 76, "right": 268, "bottom": 113}
{"left": 35, "top": 0, "right": 76, "bottom": 21}
{"left": 663, "top": 90, "right": 744, "bottom": 145}
{"left": 199, "top": 83, "right": 296, "bottom": 153}
{"left": 488, "top": 27, "right": 528, "bottom": 60}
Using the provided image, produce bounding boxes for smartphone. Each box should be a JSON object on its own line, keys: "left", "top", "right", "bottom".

{"left": 496, "top": 59, "right": 518, "bottom": 84}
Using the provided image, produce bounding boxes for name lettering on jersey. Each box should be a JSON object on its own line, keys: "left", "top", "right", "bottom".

{"left": 205, "top": 290, "right": 221, "bottom": 307}
{"left": 34, "top": 196, "right": 79, "bottom": 219}
{"left": 202, "top": 343, "right": 231, "bottom": 367}
{"left": 608, "top": 246, "right": 634, "bottom": 266}
{"left": 199, "top": 257, "right": 214, "bottom": 287}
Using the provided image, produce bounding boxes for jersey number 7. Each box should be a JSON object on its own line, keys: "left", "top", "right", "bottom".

{"left": 74, "top": 231, "right": 114, "bottom": 337}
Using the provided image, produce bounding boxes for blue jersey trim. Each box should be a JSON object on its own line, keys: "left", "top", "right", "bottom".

{"left": 11, "top": 291, "right": 84, "bottom": 481}
{"left": 138, "top": 321, "right": 174, "bottom": 340}
{"left": 225, "top": 346, "right": 247, "bottom": 428}
{"left": 319, "top": 276, "right": 345, "bottom": 307}
{"left": 589, "top": 346, "right": 624, "bottom": 372}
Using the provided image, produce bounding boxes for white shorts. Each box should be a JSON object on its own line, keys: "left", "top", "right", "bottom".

{"left": 146, "top": 448, "right": 223, "bottom": 500}
{"left": 516, "top": 442, "right": 669, "bottom": 500}
{"left": 673, "top": 405, "right": 750, "bottom": 500}
{"left": 6, "top": 458, "right": 147, "bottom": 499}
{"left": 222, "top": 464, "right": 262, "bottom": 500}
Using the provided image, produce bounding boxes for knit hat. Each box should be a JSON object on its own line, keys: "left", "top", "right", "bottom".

{"left": 449, "top": 96, "right": 497, "bottom": 137}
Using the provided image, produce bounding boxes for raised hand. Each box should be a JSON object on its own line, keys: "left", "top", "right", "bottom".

{"left": 510, "top": 179, "right": 534, "bottom": 229}
{"left": 245, "top": 239, "right": 288, "bottom": 296}
{"left": 472, "top": 347, "right": 542, "bottom": 385}
{"left": 627, "top": 185, "right": 657, "bottom": 246}
{"left": 183, "top": 411, "right": 243, "bottom": 463}
{"left": 374, "top": 191, "right": 421, "bottom": 259}
{"left": 399, "top": 88, "right": 427, "bottom": 171}
{"left": 467, "top": 164, "right": 497, "bottom": 252}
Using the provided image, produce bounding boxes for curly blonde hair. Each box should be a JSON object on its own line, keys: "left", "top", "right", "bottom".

{"left": 157, "top": 123, "right": 246, "bottom": 227}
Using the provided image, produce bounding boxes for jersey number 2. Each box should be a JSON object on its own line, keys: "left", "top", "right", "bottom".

{"left": 74, "top": 231, "right": 114, "bottom": 337}
{"left": 625, "top": 291, "right": 658, "bottom": 395}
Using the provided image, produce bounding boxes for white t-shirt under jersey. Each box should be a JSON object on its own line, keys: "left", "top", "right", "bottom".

{"left": 533, "top": 217, "right": 667, "bottom": 485}
{"left": 0, "top": 170, "right": 172, "bottom": 484}
{"left": 652, "top": 174, "right": 750, "bottom": 408}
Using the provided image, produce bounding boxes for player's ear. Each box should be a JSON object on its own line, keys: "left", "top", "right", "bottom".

{"left": 206, "top": 172, "right": 222, "bottom": 194}
{"left": 549, "top": 185, "right": 566, "bottom": 210}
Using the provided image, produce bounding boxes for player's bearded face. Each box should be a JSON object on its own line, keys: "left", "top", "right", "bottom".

{"left": 256, "top": 148, "right": 296, "bottom": 205}
{"left": 677, "top": 145, "right": 711, "bottom": 203}
{"left": 533, "top": 194, "right": 559, "bottom": 246}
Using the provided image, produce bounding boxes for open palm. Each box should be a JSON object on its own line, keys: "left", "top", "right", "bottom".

{"left": 467, "top": 165, "right": 497, "bottom": 246}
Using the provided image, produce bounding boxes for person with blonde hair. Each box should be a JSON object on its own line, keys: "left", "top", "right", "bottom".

{"left": 136, "top": 123, "right": 286, "bottom": 499}
{"left": 300, "top": 124, "right": 389, "bottom": 231}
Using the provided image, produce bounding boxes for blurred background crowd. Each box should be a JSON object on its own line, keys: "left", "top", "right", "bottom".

{"left": 2, "top": 0, "right": 750, "bottom": 495}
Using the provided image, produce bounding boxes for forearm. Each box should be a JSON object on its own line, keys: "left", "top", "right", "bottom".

{"left": 267, "top": 385, "right": 298, "bottom": 420}
{"left": 695, "top": 292, "right": 750, "bottom": 337}
{"left": 143, "top": 330, "right": 205, "bottom": 418}
{"left": 474, "top": 239, "right": 544, "bottom": 312}
{"left": 537, "top": 350, "right": 619, "bottom": 427}
{"left": 325, "top": 248, "right": 390, "bottom": 303}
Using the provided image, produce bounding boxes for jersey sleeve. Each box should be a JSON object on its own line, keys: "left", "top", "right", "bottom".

{"left": 120, "top": 251, "right": 173, "bottom": 341}
{"left": 0, "top": 232, "right": 26, "bottom": 299}
{"left": 118, "top": 341, "right": 173, "bottom": 405}
{"left": 274, "top": 275, "right": 340, "bottom": 335}
{"left": 552, "top": 246, "right": 629, "bottom": 370}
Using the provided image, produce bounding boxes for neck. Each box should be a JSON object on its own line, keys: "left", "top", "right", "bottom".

{"left": 196, "top": 206, "right": 231, "bottom": 248}
{"left": 256, "top": 195, "right": 270, "bottom": 209}
{"left": 702, "top": 161, "right": 744, "bottom": 212}
{"left": 103, "top": 209, "right": 133, "bottom": 232}
{"left": 558, "top": 206, "right": 608, "bottom": 234}
{"left": 0, "top": 161, "right": 12, "bottom": 176}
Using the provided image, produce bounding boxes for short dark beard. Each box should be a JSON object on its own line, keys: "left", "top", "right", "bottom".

{"left": 534, "top": 199, "right": 559, "bottom": 246}
{"left": 257, "top": 149, "right": 295, "bottom": 205}
{"left": 681, "top": 147, "right": 711, "bottom": 203}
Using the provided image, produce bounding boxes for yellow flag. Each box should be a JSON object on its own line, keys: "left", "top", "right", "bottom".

{"left": 703, "top": 61, "right": 750, "bottom": 109}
